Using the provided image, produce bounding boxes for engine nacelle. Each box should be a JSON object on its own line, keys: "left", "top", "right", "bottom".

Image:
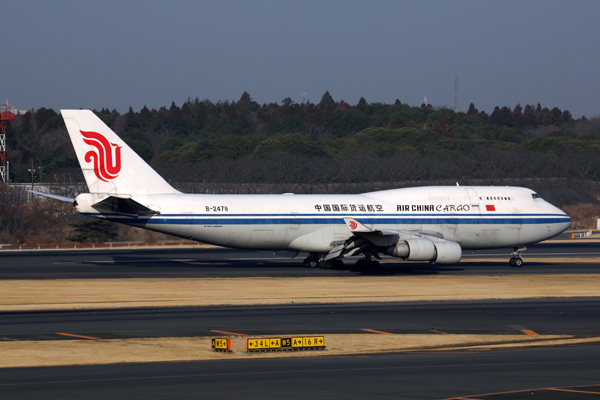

{"left": 432, "top": 240, "right": 462, "bottom": 264}
{"left": 385, "top": 238, "right": 462, "bottom": 264}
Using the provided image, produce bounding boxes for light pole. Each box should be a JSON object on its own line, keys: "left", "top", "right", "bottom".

{"left": 27, "top": 167, "right": 36, "bottom": 191}
{"left": 28, "top": 161, "right": 36, "bottom": 202}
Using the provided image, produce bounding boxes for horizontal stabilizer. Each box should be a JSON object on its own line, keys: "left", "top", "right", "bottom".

{"left": 28, "top": 190, "right": 76, "bottom": 203}
{"left": 92, "top": 196, "right": 160, "bottom": 217}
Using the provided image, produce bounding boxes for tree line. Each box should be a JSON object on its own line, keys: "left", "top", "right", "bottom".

{"left": 4, "top": 91, "right": 598, "bottom": 186}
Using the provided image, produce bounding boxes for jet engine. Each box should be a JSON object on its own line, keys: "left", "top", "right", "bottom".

{"left": 385, "top": 237, "right": 462, "bottom": 264}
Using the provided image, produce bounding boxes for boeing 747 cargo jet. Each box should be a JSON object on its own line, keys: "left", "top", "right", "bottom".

{"left": 33, "top": 110, "right": 571, "bottom": 269}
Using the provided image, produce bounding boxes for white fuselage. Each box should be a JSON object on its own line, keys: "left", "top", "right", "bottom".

{"left": 76, "top": 186, "right": 571, "bottom": 254}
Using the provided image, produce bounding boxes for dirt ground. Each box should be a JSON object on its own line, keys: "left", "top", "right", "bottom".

{"left": 4, "top": 334, "right": 600, "bottom": 369}
{"left": 2, "top": 273, "right": 600, "bottom": 312}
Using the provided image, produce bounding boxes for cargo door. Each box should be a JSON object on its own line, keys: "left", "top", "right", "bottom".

{"left": 465, "top": 188, "right": 480, "bottom": 213}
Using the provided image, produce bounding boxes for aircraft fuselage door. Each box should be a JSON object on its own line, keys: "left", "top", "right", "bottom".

{"left": 465, "top": 188, "right": 480, "bottom": 213}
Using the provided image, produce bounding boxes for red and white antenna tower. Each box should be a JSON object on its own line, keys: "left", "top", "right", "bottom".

{"left": 0, "top": 101, "right": 16, "bottom": 185}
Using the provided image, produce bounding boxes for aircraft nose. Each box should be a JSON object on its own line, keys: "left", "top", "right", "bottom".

{"left": 557, "top": 208, "right": 572, "bottom": 233}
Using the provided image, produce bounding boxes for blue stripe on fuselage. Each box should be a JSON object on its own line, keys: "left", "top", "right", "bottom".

{"left": 82, "top": 213, "right": 571, "bottom": 226}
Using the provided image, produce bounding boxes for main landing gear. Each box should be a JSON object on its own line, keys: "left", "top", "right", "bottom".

{"left": 303, "top": 255, "right": 344, "bottom": 269}
{"left": 303, "top": 255, "right": 319, "bottom": 268}
{"left": 355, "top": 252, "right": 380, "bottom": 269}
{"left": 509, "top": 246, "right": 526, "bottom": 267}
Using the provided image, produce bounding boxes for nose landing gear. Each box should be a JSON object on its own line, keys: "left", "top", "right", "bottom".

{"left": 509, "top": 246, "right": 526, "bottom": 267}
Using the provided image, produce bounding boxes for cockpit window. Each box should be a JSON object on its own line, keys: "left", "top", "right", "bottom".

{"left": 532, "top": 193, "right": 541, "bottom": 200}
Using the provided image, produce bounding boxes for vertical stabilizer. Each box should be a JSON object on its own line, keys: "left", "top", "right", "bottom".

{"left": 61, "top": 109, "right": 179, "bottom": 195}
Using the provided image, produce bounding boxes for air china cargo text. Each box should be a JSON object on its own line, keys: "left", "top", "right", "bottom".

{"left": 397, "top": 204, "right": 471, "bottom": 212}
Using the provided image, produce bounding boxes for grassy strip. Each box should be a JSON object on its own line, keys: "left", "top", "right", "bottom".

{"left": 2, "top": 274, "right": 600, "bottom": 312}
{"left": 4, "top": 334, "right": 595, "bottom": 369}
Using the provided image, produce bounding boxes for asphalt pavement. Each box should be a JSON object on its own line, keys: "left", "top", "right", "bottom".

{"left": 0, "top": 240, "right": 599, "bottom": 279}
{"left": 1, "top": 299, "right": 599, "bottom": 341}
{"left": 1, "top": 241, "right": 600, "bottom": 399}
{"left": 2, "top": 346, "right": 600, "bottom": 399}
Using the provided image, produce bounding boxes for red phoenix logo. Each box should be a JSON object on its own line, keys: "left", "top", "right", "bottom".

{"left": 349, "top": 221, "right": 358, "bottom": 230}
{"left": 80, "top": 130, "right": 122, "bottom": 182}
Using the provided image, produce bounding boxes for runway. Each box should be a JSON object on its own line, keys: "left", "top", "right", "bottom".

{"left": 2, "top": 346, "right": 600, "bottom": 399}
{"left": 1, "top": 240, "right": 600, "bottom": 399}
{"left": 1, "top": 240, "right": 600, "bottom": 279}
{"left": 2, "top": 299, "right": 600, "bottom": 341}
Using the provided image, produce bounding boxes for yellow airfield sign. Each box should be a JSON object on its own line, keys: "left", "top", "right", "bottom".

{"left": 211, "top": 338, "right": 231, "bottom": 351}
{"left": 246, "top": 336, "right": 325, "bottom": 351}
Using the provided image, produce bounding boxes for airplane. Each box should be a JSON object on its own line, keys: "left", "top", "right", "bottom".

{"left": 32, "top": 109, "right": 572, "bottom": 269}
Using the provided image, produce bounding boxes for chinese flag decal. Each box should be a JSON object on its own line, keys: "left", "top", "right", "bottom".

{"left": 486, "top": 205, "right": 496, "bottom": 211}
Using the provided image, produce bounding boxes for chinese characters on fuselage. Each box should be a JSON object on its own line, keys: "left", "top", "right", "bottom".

{"left": 314, "top": 204, "right": 384, "bottom": 212}
{"left": 313, "top": 203, "right": 471, "bottom": 213}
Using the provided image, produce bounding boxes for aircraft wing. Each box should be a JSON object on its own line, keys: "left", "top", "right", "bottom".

{"left": 28, "top": 190, "right": 76, "bottom": 203}
{"left": 325, "top": 217, "right": 461, "bottom": 263}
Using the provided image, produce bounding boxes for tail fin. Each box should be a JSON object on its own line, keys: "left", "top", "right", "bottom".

{"left": 61, "top": 109, "right": 179, "bottom": 195}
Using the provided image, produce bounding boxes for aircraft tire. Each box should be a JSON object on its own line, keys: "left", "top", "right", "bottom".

{"left": 319, "top": 260, "right": 333, "bottom": 269}
{"left": 368, "top": 260, "right": 381, "bottom": 269}
{"left": 509, "top": 257, "right": 524, "bottom": 267}
{"left": 304, "top": 257, "right": 319, "bottom": 268}
{"left": 355, "top": 259, "right": 367, "bottom": 269}
{"left": 332, "top": 259, "right": 344, "bottom": 269}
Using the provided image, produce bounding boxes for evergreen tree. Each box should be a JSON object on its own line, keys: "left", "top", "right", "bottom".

{"left": 168, "top": 101, "right": 184, "bottom": 132}
{"left": 125, "top": 106, "right": 138, "bottom": 130}
{"left": 523, "top": 104, "right": 536, "bottom": 127}
{"left": 513, "top": 104, "right": 524, "bottom": 128}
{"left": 489, "top": 106, "right": 501, "bottom": 125}
{"left": 314, "top": 91, "right": 335, "bottom": 132}
{"left": 318, "top": 91, "right": 334, "bottom": 108}
{"left": 239, "top": 91, "right": 252, "bottom": 104}
{"left": 195, "top": 102, "right": 207, "bottom": 130}
{"left": 499, "top": 106, "right": 514, "bottom": 127}
{"left": 467, "top": 103, "right": 479, "bottom": 116}
{"left": 139, "top": 105, "right": 152, "bottom": 130}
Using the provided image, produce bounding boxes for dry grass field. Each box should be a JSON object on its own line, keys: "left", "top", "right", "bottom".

{"left": 2, "top": 273, "right": 600, "bottom": 312}
{"left": 4, "top": 334, "right": 600, "bottom": 369}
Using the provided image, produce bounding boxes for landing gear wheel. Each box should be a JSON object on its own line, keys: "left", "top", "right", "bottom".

{"left": 509, "top": 246, "right": 526, "bottom": 268}
{"left": 303, "top": 256, "right": 319, "bottom": 268}
{"left": 331, "top": 259, "right": 344, "bottom": 269}
{"left": 319, "top": 260, "right": 333, "bottom": 269}
{"left": 355, "top": 258, "right": 368, "bottom": 269}
{"left": 509, "top": 257, "right": 523, "bottom": 267}
{"left": 368, "top": 260, "right": 381, "bottom": 269}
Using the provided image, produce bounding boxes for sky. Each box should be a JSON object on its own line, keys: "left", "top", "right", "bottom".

{"left": 2, "top": 0, "right": 599, "bottom": 118}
